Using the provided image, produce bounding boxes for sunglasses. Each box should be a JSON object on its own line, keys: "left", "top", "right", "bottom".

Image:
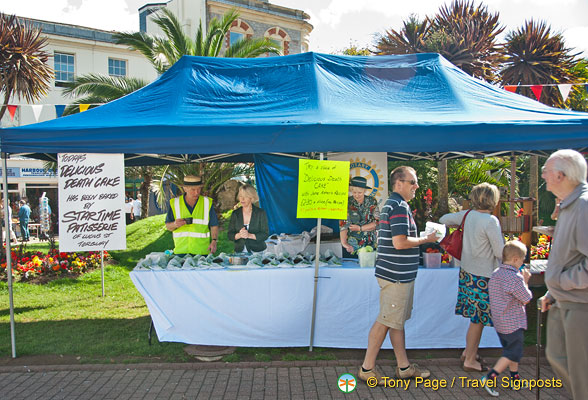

{"left": 399, "top": 179, "right": 418, "bottom": 185}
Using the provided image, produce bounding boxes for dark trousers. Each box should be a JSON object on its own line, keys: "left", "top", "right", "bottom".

{"left": 20, "top": 219, "right": 29, "bottom": 240}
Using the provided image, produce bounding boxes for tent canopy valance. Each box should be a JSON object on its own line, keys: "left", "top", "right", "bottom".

{"left": 1, "top": 52, "right": 587, "bottom": 165}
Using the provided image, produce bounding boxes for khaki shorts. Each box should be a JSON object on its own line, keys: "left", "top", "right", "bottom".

{"left": 376, "top": 278, "right": 415, "bottom": 330}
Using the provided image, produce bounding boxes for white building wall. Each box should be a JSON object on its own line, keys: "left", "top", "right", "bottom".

{"left": 1, "top": 23, "right": 158, "bottom": 128}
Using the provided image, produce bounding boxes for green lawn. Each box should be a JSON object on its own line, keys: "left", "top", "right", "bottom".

{"left": 0, "top": 215, "right": 201, "bottom": 362}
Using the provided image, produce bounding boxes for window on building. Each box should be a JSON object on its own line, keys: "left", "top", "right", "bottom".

{"left": 54, "top": 52, "right": 75, "bottom": 86}
{"left": 265, "top": 27, "right": 290, "bottom": 56}
{"left": 230, "top": 32, "right": 244, "bottom": 46}
{"left": 108, "top": 58, "right": 127, "bottom": 77}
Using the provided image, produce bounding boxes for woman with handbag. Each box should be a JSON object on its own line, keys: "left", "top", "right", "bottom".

{"left": 440, "top": 183, "right": 504, "bottom": 372}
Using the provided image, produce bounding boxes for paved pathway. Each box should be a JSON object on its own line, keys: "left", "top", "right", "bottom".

{"left": 0, "top": 357, "right": 572, "bottom": 399}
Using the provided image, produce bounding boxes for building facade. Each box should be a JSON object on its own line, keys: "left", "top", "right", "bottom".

{"left": 1, "top": 19, "right": 158, "bottom": 128}
{"left": 140, "top": 0, "right": 312, "bottom": 55}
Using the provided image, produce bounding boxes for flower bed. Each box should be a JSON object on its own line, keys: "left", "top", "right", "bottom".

{"left": 1, "top": 247, "right": 110, "bottom": 283}
{"left": 530, "top": 234, "right": 550, "bottom": 260}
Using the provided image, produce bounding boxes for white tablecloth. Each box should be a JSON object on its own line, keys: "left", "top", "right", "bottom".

{"left": 130, "top": 263, "right": 500, "bottom": 348}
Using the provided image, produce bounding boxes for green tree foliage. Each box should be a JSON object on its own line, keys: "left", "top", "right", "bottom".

{"left": 375, "top": 1, "right": 505, "bottom": 82}
{"left": 448, "top": 158, "right": 511, "bottom": 199}
{"left": 61, "top": 74, "right": 149, "bottom": 115}
{"left": 374, "top": 14, "right": 430, "bottom": 55}
{"left": 340, "top": 43, "right": 371, "bottom": 56}
{"left": 151, "top": 162, "right": 254, "bottom": 212}
{"left": 114, "top": 8, "right": 280, "bottom": 74}
{"left": 501, "top": 20, "right": 579, "bottom": 107}
{"left": 427, "top": 0, "right": 504, "bottom": 82}
{"left": 0, "top": 13, "right": 52, "bottom": 121}
{"left": 60, "top": 9, "right": 279, "bottom": 210}
{"left": 567, "top": 59, "right": 588, "bottom": 112}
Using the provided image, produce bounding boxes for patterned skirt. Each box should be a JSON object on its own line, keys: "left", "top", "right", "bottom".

{"left": 455, "top": 269, "right": 493, "bottom": 327}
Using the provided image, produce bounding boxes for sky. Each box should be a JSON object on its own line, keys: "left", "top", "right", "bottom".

{"left": 2, "top": 0, "right": 587, "bottom": 57}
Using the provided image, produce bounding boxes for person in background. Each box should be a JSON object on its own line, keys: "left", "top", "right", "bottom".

{"left": 18, "top": 200, "right": 31, "bottom": 242}
{"left": 340, "top": 176, "right": 380, "bottom": 257}
{"left": 539, "top": 149, "right": 588, "bottom": 399}
{"left": 1, "top": 199, "right": 13, "bottom": 244}
{"left": 165, "top": 175, "right": 219, "bottom": 255}
{"left": 439, "top": 183, "right": 504, "bottom": 372}
{"left": 228, "top": 184, "right": 269, "bottom": 253}
{"left": 133, "top": 194, "right": 142, "bottom": 221}
{"left": 482, "top": 240, "right": 532, "bottom": 397}
{"left": 358, "top": 166, "right": 437, "bottom": 384}
{"left": 124, "top": 197, "right": 134, "bottom": 225}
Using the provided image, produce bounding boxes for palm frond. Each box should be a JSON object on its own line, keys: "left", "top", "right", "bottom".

{"left": 61, "top": 74, "right": 148, "bottom": 115}
{"left": 113, "top": 31, "right": 167, "bottom": 74}
{"left": 225, "top": 37, "right": 281, "bottom": 58}
{"left": 0, "top": 13, "right": 52, "bottom": 119}
{"left": 152, "top": 8, "right": 195, "bottom": 60}
{"left": 500, "top": 19, "right": 580, "bottom": 107}
{"left": 208, "top": 9, "right": 240, "bottom": 56}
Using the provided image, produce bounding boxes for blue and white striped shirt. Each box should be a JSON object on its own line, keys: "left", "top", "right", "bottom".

{"left": 375, "top": 192, "right": 419, "bottom": 283}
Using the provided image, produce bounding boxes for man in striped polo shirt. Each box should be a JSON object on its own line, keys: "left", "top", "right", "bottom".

{"left": 359, "top": 166, "right": 438, "bottom": 384}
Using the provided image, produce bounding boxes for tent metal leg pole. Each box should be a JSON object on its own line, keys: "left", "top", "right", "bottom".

{"left": 309, "top": 152, "right": 325, "bottom": 352}
{"left": 2, "top": 153, "right": 16, "bottom": 358}
{"left": 101, "top": 250, "right": 105, "bottom": 297}
{"left": 148, "top": 318, "right": 154, "bottom": 346}
{"left": 309, "top": 217, "right": 322, "bottom": 352}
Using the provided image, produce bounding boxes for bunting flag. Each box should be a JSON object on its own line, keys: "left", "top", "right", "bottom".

{"left": 7, "top": 105, "right": 18, "bottom": 121}
{"left": 530, "top": 85, "right": 543, "bottom": 101}
{"left": 558, "top": 84, "right": 573, "bottom": 102}
{"left": 55, "top": 105, "right": 66, "bottom": 118}
{"left": 503, "top": 82, "right": 587, "bottom": 102}
{"left": 31, "top": 105, "right": 43, "bottom": 122}
{"left": 79, "top": 104, "right": 90, "bottom": 113}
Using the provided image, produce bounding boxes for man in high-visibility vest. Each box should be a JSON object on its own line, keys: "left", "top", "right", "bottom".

{"left": 165, "top": 175, "right": 219, "bottom": 255}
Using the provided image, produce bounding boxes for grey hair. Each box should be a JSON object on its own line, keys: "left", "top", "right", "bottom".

{"left": 547, "top": 149, "right": 587, "bottom": 184}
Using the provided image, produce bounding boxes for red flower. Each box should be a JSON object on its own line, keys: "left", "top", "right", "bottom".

{"left": 423, "top": 189, "right": 433, "bottom": 206}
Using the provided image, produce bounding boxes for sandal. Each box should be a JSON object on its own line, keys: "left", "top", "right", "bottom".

{"left": 462, "top": 363, "right": 488, "bottom": 372}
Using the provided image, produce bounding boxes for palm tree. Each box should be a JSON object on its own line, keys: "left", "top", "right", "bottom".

{"left": 427, "top": 0, "right": 505, "bottom": 82}
{"left": 0, "top": 13, "right": 52, "bottom": 121}
{"left": 114, "top": 8, "right": 280, "bottom": 74}
{"left": 500, "top": 20, "right": 579, "bottom": 108}
{"left": 62, "top": 9, "right": 280, "bottom": 213}
{"left": 61, "top": 74, "right": 149, "bottom": 115}
{"left": 374, "top": 14, "right": 430, "bottom": 55}
{"left": 375, "top": 1, "right": 504, "bottom": 82}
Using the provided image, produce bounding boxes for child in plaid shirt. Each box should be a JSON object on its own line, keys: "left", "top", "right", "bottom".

{"left": 482, "top": 240, "right": 532, "bottom": 397}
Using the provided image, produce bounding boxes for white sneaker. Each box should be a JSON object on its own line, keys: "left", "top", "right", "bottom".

{"left": 481, "top": 375, "right": 499, "bottom": 397}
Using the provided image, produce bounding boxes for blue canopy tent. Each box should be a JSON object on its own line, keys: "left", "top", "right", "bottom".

{"left": 1, "top": 52, "right": 587, "bottom": 162}
{"left": 3, "top": 51, "right": 587, "bottom": 233}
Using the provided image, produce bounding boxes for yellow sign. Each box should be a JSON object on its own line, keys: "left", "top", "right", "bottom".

{"left": 297, "top": 159, "right": 350, "bottom": 219}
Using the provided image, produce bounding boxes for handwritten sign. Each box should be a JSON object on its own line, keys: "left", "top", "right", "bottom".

{"left": 58, "top": 153, "right": 126, "bottom": 252}
{"left": 297, "top": 159, "right": 349, "bottom": 219}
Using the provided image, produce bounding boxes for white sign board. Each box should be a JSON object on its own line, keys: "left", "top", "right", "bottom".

{"left": 58, "top": 153, "right": 126, "bottom": 252}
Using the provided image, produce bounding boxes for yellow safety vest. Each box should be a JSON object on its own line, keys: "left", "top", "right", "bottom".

{"left": 170, "top": 195, "right": 212, "bottom": 255}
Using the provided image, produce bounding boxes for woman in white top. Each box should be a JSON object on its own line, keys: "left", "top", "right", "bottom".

{"left": 440, "top": 183, "right": 504, "bottom": 372}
